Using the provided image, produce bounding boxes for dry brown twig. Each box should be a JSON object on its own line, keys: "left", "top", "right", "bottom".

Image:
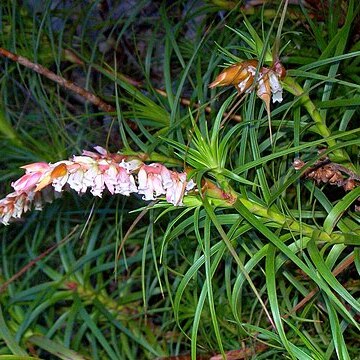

{"left": 0, "top": 226, "right": 79, "bottom": 294}
{"left": 0, "top": 47, "right": 115, "bottom": 113}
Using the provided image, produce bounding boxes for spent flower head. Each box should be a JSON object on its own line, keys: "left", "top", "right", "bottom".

{"left": 209, "top": 59, "right": 285, "bottom": 105}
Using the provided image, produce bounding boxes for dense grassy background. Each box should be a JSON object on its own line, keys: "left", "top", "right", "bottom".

{"left": 0, "top": 1, "right": 360, "bottom": 359}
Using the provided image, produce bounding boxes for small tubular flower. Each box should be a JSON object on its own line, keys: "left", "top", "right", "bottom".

{"left": 12, "top": 172, "right": 44, "bottom": 193}
{"left": 137, "top": 164, "right": 167, "bottom": 201}
{"left": 114, "top": 167, "right": 137, "bottom": 196}
{"left": 165, "top": 172, "right": 196, "bottom": 206}
{"left": 165, "top": 172, "right": 187, "bottom": 206}
{"left": 268, "top": 70, "right": 283, "bottom": 103}
{"left": 51, "top": 163, "right": 70, "bottom": 193}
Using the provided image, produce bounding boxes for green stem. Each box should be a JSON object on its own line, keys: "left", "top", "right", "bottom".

{"left": 283, "top": 77, "right": 352, "bottom": 166}
{"left": 199, "top": 181, "right": 360, "bottom": 245}
{"left": 236, "top": 197, "right": 352, "bottom": 243}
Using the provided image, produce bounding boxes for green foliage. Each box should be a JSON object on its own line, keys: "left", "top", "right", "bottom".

{"left": 0, "top": 0, "right": 360, "bottom": 359}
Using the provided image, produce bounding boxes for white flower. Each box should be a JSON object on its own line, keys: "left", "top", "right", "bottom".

{"left": 52, "top": 173, "right": 69, "bottom": 192}
{"left": 268, "top": 71, "right": 283, "bottom": 103}
{"left": 103, "top": 164, "right": 118, "bottom": 194}
{"left": 67, "top": 167, "right": 87, "bottom": 193}
{"left": 90, "top": 173, "right": 105, "bottom": 197}
{"left": 158, "top": 166, "right": 171, "bottom": 187}
{"left": 82, "top": 165, "right": 99, "bottom": 187}
{"left": 114, "top": 167, "right": 137, "bottom": 196}
{"left": 185, "top": 179, "right": 196, "bottom": 192}
{"left": 164, "top": 172, "right": 187, "bottom": 206}
{"left": 50, "top": 161, "right": 72, "bottom": 192}
{"left": 137, "top": 164, "right": 166, "bottom": 201}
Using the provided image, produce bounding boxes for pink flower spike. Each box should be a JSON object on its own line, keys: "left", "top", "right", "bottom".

{"left": 1, "top": 146, "right": 197, "bottom": 225}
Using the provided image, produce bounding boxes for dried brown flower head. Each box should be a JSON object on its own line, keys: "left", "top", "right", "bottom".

{"left": 293, "top": 156, "right": 359, "bottom": 192}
